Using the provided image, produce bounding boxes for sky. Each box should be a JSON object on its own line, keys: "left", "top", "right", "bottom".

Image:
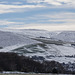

{"left": 0, "top": 0, "right": 75, "bottom": 31}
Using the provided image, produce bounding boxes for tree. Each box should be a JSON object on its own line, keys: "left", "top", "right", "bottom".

{"left": 52, "top": 68, "right": 58, "bottom": 73}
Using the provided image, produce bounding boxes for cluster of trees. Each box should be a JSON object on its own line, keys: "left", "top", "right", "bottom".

{"left": 62, "top": 62, "right": 75, "bottom": 74}
{"left": 0, "top": 52, "right": 74, "bottom": 74}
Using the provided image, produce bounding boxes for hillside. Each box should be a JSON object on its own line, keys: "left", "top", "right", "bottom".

{"left": 0, "top": 29, "right": 75, "bottom": 64}
{"left": 51, "top": 31, "right": 75, "bottom": 42}
{"left": 0, "top": 30, "right": 41, "bottom": 52}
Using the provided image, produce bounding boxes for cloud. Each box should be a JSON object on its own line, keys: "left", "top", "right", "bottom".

{"left": 0, "top": 4, "right": 44, "bottom": 9}
{"left": 26, "top": 0, "right": 75, "bottom": 6}
{"left": 57, "top": 0, "right": 75, "bottom": 4}
{"left": 44, "top": 0, "right": 62, "bottom": 5}
{"left": 11, "top": 2, "right": 23, "bottom": 5}
{"left": 0, "top": 20, "right": 16, "bottom": 25}
{"left": 2, "top": 11, "right": 75, "bottom": 31}
{"left": 0, "top": 1, "right": 8, "bottom": 4}
{"left": 0, "top": 0, "right": 75, "bottom": 14}
{"left": 0, "top": 0, "right": 75, "bottom": 31}
{"left": 21, "top": 12, "right": 75, "bottom": 24}
{"left": 6, "top": 23, "right": 75, "bottom": 31}
{"left": 4, "top": 12, "right": 75, "bottom": 31}
{"left": 0, "top": 4, "right": 45, "bottom": 14}
{"left": 26, "top": 0, "right": 62, "bottom": 5}
{"left": 0, "top": 20, "right": 24, "bottom": 26}
{"left": 26, "top": 0, "right": 44, "bottom": 3}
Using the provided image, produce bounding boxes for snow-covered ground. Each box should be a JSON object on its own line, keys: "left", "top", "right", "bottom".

{"left": 50, "top": 31, "right": 75, "bottom": 42}
{"left": 2, "top": 71, "right": 25, "bottom": 74}
{"left": 0, "top": 30, "right": 41, "bottom": 52}
{"left": 15, "top": 43, "right": 75, "bottom": 64}
{"left": 1, "top": 29, "right": 75, "bottom": 42}
{"left": 0, "top": 29, "right": 75, "bottom": 63}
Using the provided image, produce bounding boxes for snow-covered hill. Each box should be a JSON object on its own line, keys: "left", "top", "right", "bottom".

{"left": 0, "top": 29, "right": 75, "bottom": 63}
{"left": 10, "top": 43, "right": 75, "bottom": 63}
{"left": 17, "top": 29, "right": 51, "bottom": 38}
{"left": 51, "top": 31, "right": 75, "bottom": 42}
{"left": 8, "top": 29, "right": 75, "bottom": 43}
{"left": 0, "top": 30, "right": 41, "bottom": 52}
